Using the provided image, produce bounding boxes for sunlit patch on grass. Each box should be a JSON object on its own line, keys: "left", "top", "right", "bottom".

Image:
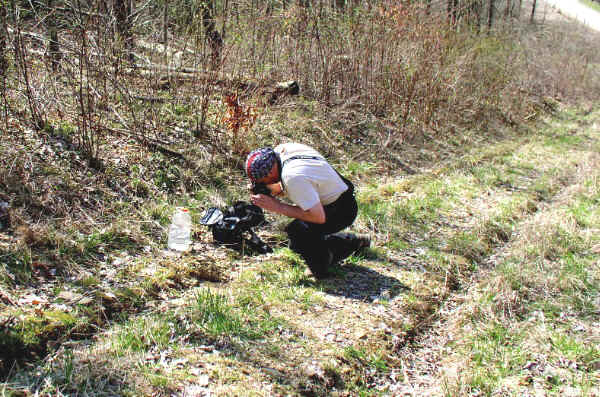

{"left": 3, "top": 91, "right": 600, "bottom": 395}
{"left": 443, "top": 146, "right": 600, "bottom": 395}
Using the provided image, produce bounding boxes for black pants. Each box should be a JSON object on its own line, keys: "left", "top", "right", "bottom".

{"left": 285, "top": 177, "right": 359, "bottom": 277}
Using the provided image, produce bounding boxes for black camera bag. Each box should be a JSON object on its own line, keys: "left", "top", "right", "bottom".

{"left": 200, "top": 201, "right": 272, "bottom": 253}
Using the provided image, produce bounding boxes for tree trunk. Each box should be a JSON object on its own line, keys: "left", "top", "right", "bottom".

{"left": 488, "top": 0, "right": 495, "bottom": 30}
{"left": 162, "top": 1, "right": 167, "bottom": 44}
{"left": 0, "top": 2, "right": 6, "bottom": 78}
{"left": 201, "top": 0, "right": 223, "bottom": 69}
{"left": 14, "top": 4, "right": 45, "bottom": 129}
{"left": 471, "top": 0, "right": 482, "bottom": 33}
{"left": 530, "top": 0, "right": 536, "bottom": 23}
{"left": 47, "top": 0, "right": 60, "bottom": 71}
{"left": 114, "top": 0, "right": 132, "bottom": 52}
{"left": 453, "top": 0, "right": 459, "bottom": 25}
{"left": 448, "top": 0, "right": 459, "bottom": 25}
{"left": 98, "top": 0, "right": 108, "bottom": 14}
{"left": 0, "top": 2, "right": 8, "bottom": 131}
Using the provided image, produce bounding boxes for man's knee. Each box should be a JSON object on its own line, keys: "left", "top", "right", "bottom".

{"left": 285, "top": 219, "right": 310, "bottom": 239}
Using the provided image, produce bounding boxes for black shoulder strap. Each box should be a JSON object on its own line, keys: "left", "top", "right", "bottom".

{"left": 279, "top": 155, "right": 323, "bottom": 191}
{"left": 281, "top": 155, "right": 323, "bottom": 167}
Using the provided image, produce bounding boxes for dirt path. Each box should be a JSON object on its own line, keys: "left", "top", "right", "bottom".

{"left": 390, "top": 109, "right": 600, "bottom": 396}
{"left": 542, "top": 0, "right": 600, "bottom": 31}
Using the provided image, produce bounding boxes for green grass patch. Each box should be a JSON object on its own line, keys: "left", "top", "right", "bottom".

{"left": 343, "top": 346, "right": 390, "bottom": 373}
{"left": 342, "top": 161, "right": 378, "bottom": 178}
{"left": 447, "top": 231, "right": 490, "bottom": 263}
{"left": 551, "top": 332, "right": 600, "bottom": 368}
{"left": 393, "top": 192, "right": 443, "bottom": 225}
{"left": 358, "top": 197, "right": 396, "bottom": 233}
{"left": 236, "top": 255, "right": 322, "bottom": 310}
{"left": 451, "top": 142, "right": 600, "bottom": 395}
{"left": 529, "top": 225, "right": 586, "bottom": 261}
{"left": 111, "top": 316, "right": 176, "bottom": 354}
{"left": 0, "top": 248, "right": 33, "bottom": 284}
{"left": 359, "top": 177, "right": 455, "bottom": 239}
{"left": 193, "top": 288, "right": 246, "bottom": 337}
{"left": 470, "top": 164, "right": 503, "bottom": 186}
{"left": 557, "top": 254, "right": 599, "bottom": 315}
{"left": 569, "top": 194, "right": 600, "bottom": 228}
{"left": 146, "top": 202, "right": 172, "bottom": 226}
{"left": 468, "top": 322, "right": 527, "bottom": 395}
{"left": 192, "top": 288, "right": 284, "bottom": 340}
{"left": 0, "top": 309, "right": 85, "bottom": 371}
{"left": 422, "top": 250, "right": 475, "bottom": 287}
{"left": 83, "top": 228, "right": 138, "bottom": 254}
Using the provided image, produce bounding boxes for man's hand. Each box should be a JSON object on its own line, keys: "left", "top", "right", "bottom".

{"left": 250, "top": 194, "right": 281, "bottom": 212}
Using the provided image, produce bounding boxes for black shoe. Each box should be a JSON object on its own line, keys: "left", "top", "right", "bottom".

{"left": 326, "top": 233, "right": 372, "bottom": 265}
{"left": 306, "top": 250, "right": 335, "bottom": 279}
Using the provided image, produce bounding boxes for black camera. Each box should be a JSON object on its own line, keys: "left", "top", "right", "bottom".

{"left": 251, "top": 183, "right": 271, "bottom": 195}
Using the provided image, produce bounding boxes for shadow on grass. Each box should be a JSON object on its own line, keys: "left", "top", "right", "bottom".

{"left": 212, "top": 238, "right": 274, "bottom": 257}
{"left": 319, "top": 263, "right": 410, "bottom": 302}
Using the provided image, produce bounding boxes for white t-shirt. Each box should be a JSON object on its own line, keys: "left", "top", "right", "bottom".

{"left": 275, "top": 143, "right": 348, "bottom": 210}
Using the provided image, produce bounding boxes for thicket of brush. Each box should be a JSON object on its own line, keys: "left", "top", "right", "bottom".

{"left": 0, "top": 0, "right": 597, "bottom": 253}
{"left": 1, "top": 0, "right": 599, "bottom": 167}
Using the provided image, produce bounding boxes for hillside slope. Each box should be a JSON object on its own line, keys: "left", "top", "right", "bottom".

{"left": 2, "top": 105, "right": 598, "bottom": 396}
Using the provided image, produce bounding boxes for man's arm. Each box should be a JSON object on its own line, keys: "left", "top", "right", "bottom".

{"left": 250, "top": 194, "right": 326, "bottom": 224}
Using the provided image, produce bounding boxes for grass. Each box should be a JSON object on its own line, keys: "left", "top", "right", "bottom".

{"left": 193, "top": 288, "right": 247, "bottom": 338}
{"left": 0, "top": 2, "right": 599, "bottom": 391}
{"left": 463, "top": 316, "right": 600, "bottom": 395}
{"left": 468, "top": 322, "right": 527, "bottom": 392}
{"left": 2, "top": 107, "right": 600, "bottom": 395}
{"left": 435, "top": 132, "right": 600, "bottom": 396}
{"left": 111, "top": 316, "right": 176, "bottom": 354}
{"left": 0, "top": 308, "right": 87, "bottom": 378}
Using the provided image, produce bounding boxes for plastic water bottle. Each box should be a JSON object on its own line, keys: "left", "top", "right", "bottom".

{"left": 168, "top": 207, "right": 192, "bottom": 251}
